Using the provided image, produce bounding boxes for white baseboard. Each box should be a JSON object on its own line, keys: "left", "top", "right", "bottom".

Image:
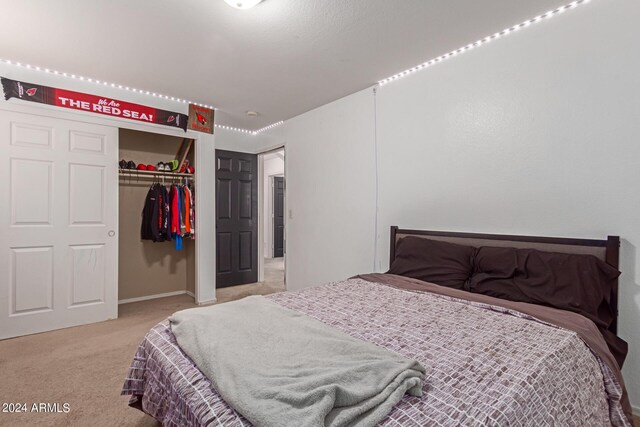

{"left": 197, "top": 297, "right": 217, "bottom": 305}
{"left": 185, "top": 290, "right": 195, "bottom": 298}
{"left": 118, "top": 290, "right": 191, "bottom": 305}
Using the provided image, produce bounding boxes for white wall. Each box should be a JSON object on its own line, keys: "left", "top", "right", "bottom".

{"left": 263, "top": 153, "right": 284, "bottom": 258}
{"left": 0, "top": 62, "right": 217, "bottom": 304}
{"left": 254, "top": 0, "right": 640, "bottom": 409}
{"left": 255, "top": 88, "right": 377, "bottom": 290}
{"left": 215, "top": 128, "right": 258, "bottom": 153}
{"left": 374, "top": 0, "right": 640, "bottom": 408}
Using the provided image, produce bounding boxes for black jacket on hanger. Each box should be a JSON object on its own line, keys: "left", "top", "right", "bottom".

{"left": 141, "top": 184, "right": 162, "bottom": 242}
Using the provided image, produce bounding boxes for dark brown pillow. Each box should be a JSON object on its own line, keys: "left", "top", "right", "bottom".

{"left": 388, "top": 236, "right": 476, "bottom": 289}
{"left": 467, "top": 246, "right": 620, "bottom": 329}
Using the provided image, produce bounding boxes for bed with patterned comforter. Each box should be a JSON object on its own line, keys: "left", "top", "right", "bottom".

{"left": 122, "top": 274, "right": 632, "bottom": 426}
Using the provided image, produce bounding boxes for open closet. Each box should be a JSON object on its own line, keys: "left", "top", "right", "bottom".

{"left": 118, "top": 128, "right": 196, "bottom": 303}
{"left": 0, "top": 91, "right": 215, "bottom": 341}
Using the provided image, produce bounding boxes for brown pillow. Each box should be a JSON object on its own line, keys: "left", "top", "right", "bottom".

{"left": 467, "top": 246, "right": 620, "bottom": 329}
{"left": 388, "top": 236, "right": 476, "bottom": 289}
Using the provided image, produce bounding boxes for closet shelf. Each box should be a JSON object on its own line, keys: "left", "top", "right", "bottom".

{"left": 119, "top": 169, "right": 195, "bottom": 180}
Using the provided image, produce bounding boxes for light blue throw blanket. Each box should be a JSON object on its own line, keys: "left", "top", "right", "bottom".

{"left": 170, "top": 295, "right": 425, "bottom": 427}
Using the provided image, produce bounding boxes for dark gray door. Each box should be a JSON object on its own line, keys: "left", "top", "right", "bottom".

{"left": 273, "top": 176, "right": 285, "bottom": 258}
{"left": 215, "top": 150, "right": 258, "bottom": 288}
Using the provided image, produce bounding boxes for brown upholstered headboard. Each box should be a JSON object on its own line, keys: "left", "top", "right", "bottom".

{"left": 389, "top": 226, "right": 621, "bottom": 333}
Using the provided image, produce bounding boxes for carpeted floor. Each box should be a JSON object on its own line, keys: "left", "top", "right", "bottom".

{"left": 0, "top": 258, "right": 285, "bottom": 427}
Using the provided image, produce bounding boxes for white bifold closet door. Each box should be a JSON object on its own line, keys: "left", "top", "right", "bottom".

{"left": 0, "top": 110, "right": 118, "bottom": 339}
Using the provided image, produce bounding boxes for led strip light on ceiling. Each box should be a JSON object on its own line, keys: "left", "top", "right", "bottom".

{"left": 0, "top": 57, "right": 285, "bottom": 134}
{"left": 0, "top": 1, "right": 589, "bottom": 134}
{"left": 378, "top": 0, "right": 592, "bottom": 86}
{"left": 214, "top": 124, "right": 255, "bottom": 134}
{"left": 255, "top": 121, "right": 284, "bottom": 134}
{"left": 0, "top": 58, "right": 216, "bottom": 110}
{"left": 251, "top": 0, "right": 591, "bottom": 130}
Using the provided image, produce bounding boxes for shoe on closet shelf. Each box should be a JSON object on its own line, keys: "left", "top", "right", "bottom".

{"left": 169, "top": 159, "right": 179, "bottom": 171}
{"left": 127, "top": 160, "right": 137, "bottom": 169}
{"left": 147, "top": 164, "right": 157, "bottom": 172}
{"left": 119, "top": 159, "right": 127, "bottom": 169}
{"left": 179, "top": 159, "right": 189, "bottom": 173}
{"left": 157, "top": 162, "right": 166, "bottom": 172}
{"left": 137, "top": 164, "right": 147, "bottom": 171}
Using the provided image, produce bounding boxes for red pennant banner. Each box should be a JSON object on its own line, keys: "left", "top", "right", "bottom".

{"left": 1, "top": 77, "right": 188, "bottom": 131}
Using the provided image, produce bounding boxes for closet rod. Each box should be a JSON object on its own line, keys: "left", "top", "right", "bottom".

{"left": 118, "top": 169, "right": 194, "bottom": 180}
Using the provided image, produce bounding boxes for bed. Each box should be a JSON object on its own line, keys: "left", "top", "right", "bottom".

{"left": 122, "top": 227, "right": 633, "bottom": 426}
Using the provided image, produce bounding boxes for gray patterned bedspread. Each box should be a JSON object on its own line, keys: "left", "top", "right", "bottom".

{"left": 122, "top": 277, "right": 631, "bottom": 426}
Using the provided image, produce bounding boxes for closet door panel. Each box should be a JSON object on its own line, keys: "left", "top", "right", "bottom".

{"left": 10, "top": 246, "right": 54, "bottom": 315}
{"left": 69, "top": 130, "right": 105, "bottom": 154}
{"left": 69, "top": 244, "right": 106, "bottom": 307}
{"left": 0, "top": 110, "right": 118, "bottom": 339}
{"left": 10, "top": 120, "right": 53, "bottom": 149}
{"left": 69, "top": 163, "right": 106, "bottom": 225}
{"left": 10, "top": 158, "right": 53, "bottom": 226}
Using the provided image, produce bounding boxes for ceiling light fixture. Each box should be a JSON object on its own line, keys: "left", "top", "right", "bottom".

{"left": 378, "top": 0, "right": 592, "bottom": 86}
{"left": 223, "top": 0, "right": 263, "bottom": 10}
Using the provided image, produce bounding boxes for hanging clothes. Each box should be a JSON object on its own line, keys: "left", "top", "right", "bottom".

{"left": 184, "top": 185, "right": 191, "bottom": 234}
{"left": 141, "top": 181, "right": 195, "bottom": 249}
{"left": 141, "top": 184, "right": 162, "bottom": 242}
{"left": 187, "top": 184, "right": 195, "bottom": 239}
{"left": 161, "top": 185, "right": 172, "bottom": 242}
{"left": 175, "top": 184, "right": 183, "bottom": 251}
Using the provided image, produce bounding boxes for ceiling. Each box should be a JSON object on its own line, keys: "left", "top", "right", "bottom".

{"left": 0, "top": 0, "right": 571, "bottom": 130}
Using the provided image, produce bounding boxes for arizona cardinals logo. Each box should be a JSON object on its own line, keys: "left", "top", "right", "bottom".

{"left": 196, "top": 112, "right": 207, "bottom": 125}
{"left": 25, "top": 88, "right": 37, "bottom": 96}
{"left": 167, "top": 116, "right": 175, "bottom": 122}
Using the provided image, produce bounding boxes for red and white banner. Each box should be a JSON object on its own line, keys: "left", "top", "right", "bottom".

{"left": 1, "top": 77, "right": 188, "bottom": 131}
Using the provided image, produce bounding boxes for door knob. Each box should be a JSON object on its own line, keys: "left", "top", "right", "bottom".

{"left": 108, "top": 230, "right": 115, "bottom": 237}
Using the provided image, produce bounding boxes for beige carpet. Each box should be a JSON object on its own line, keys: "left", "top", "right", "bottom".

{"left": 0, "top": 259, "right": 285, "bottom": 427}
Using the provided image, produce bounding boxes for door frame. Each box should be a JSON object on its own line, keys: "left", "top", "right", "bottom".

{"left": 257, "top": 146, "right": 286, "bottom": 283}
{"left": 270, "top": 175, "right": 285, "bottom": 258}
{"left": 0, "top": 100, "right": 216, "bottom": 307}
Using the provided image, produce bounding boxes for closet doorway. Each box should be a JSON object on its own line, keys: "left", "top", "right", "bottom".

{"left": 0, "top": 103, "right": 214, "bottom": 339}
{"left": 118, "top": 129, "right": 197, "bottom": 304}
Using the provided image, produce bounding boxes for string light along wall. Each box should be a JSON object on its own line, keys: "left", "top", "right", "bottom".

{"left": 0, "top": 0, "right": 590, "bottom": 133}
{"left": 0, "top": 57, "right": 285, "bottom": 134}
{"left": 378, "top": 0, "right": 593, "bottom": 86}
{"left": 254, "top": 121, "right": 284, "bottom": 134}
{"left": 214, "top": 124, "right": 255, "bottom": 134}
{"left": 0, "top": 58, "right": 216, "bottom": 110}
